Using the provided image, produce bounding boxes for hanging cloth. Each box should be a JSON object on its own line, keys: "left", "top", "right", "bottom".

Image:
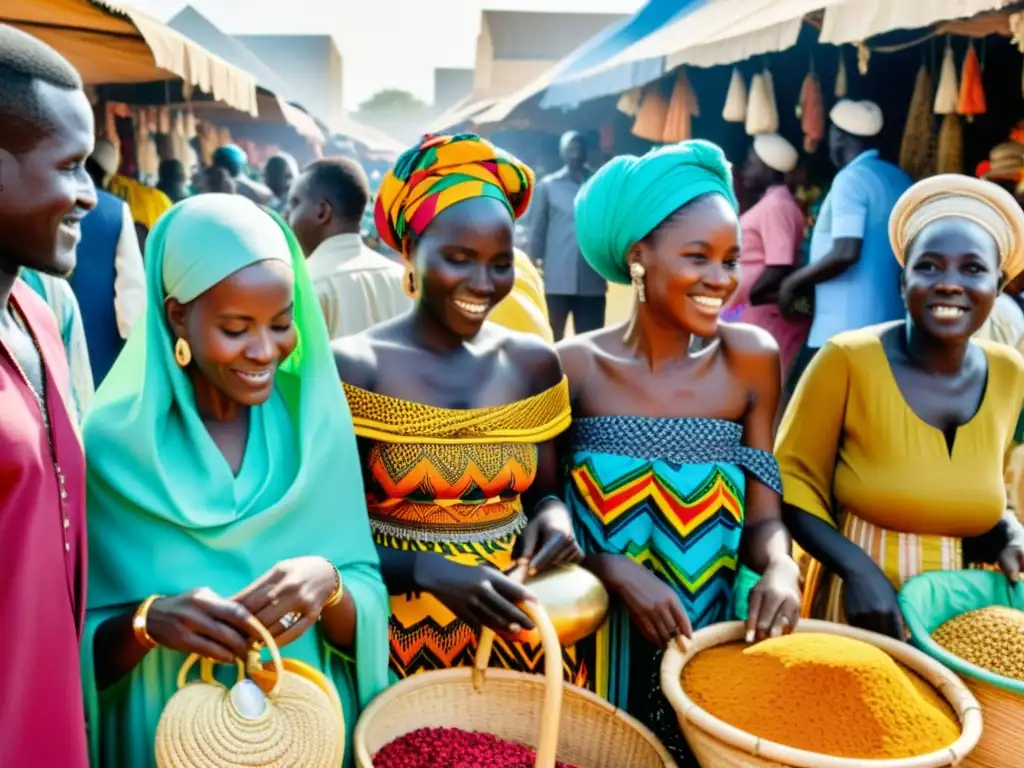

{"left": 957, "top": 41, "right": 986, "bottom": 121}
{"left": 616, "top": 87, "right": 643, "bottom": 117}
{"left": 934, "top": 41, "right": 959, "bottom": 115}
{"left": 936, "top": 113, "right": 964, "bottom": 174}
{"left": 722, "top": 67, "right": 747, "bottom": 123}
{"left": 663, "top": 68, "right": 699, "bottom": 143}
{"left": 835, "top": 51, "right": 848, "bottom": 98}
{"left": 763, "top": 69, "right": 780, "bottom": 133}
{"left": 900, "top": 65, "right": 936, "bottom": 181}
{"left": 745, "top": 73, "right": 776, "bottom": 135}
{"left": 798, "top": 70, "right": 825, "bottom": 153}
{"left": 631, "top": 84, "right": 670, "bottom": 142}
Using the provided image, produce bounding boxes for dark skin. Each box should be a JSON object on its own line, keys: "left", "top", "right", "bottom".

{"left": 778, "top": 124, "right": 868, "bottom": 316}
{"left": 0, "top": 81, "right": 95, "bottom": 398}
{"left": 332, "top": 196, "right": 582, "bottom": 637}
{"left": 93, "top": 259, "right": 359, "bottom": 689}
{"left": 286, "top": 169, "right": 359, "bottom": 258}
{"left": 560, "top": 134, "right": 588, "bottom": 183}
{"left": 559, "top": 194, "right": 802, "bottom": 649}
{"left": 785, "top": 217, "right": 1024, "bottom": 640}
{"left": 265, "top": 154, "right": 297, "bottom": 200}
{"left": 740, "top": 146, "right": 798, "bottom": 306}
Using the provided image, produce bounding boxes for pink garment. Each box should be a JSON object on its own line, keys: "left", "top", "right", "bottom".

{"left": 0, "top": 283, "right": 88, "bottom": 767}
{"left": 737, "top": 186, "right": 811, "bottom": 375}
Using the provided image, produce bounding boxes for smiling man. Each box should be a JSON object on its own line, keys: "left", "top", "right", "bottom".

{"left": 0, "top": 24, "right": 95, "bottom": 767}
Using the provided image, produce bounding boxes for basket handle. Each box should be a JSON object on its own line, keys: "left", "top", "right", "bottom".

{"left": 659, "top": 636, "right": 691, "bottom": 721}
{"left": 473, "top": 561, "right": 529, "bottom": 690}
{"left": 176, "top": 616, "right": 284, "bottom": 698}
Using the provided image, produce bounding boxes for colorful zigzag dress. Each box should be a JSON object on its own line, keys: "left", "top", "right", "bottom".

{"left": 565, "top": 416, "right": 782, "bottom": 762}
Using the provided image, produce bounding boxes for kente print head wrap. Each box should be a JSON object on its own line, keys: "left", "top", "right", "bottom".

{"left": 373, "top": 133, "right": 534, "bottom": 254}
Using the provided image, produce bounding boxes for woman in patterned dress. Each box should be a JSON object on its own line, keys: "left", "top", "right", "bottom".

{"left": 332, "top": 133, "right": 588, "bottom": 683}
{"left": 560, "top": 141, "right": 803, "bottom": 761}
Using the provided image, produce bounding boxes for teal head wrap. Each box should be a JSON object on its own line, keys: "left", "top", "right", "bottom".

{"left": 574, "top": 139, "right": 738, "bottom": 285}
{"left": 80, "top": 194, "right": 389, "bottom": 766}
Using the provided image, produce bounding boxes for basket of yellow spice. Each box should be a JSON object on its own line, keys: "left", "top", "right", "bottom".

{"left": 660, "top": 619, "right": 982, "bottom": 768}
{"left": 901, "top": 570, "right": 1024, "bottom": 768}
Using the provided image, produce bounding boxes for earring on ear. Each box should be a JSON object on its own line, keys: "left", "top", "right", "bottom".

{"left": 174, "top": 338, "right": 192, "bottom": 367}
{"left": 403, "top": 264, "right": 418, "bottom": 299}
{"left": 630, "top": 262, "right": 647, "bottom": 303}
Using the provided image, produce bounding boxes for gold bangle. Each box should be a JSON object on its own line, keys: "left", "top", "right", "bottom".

{"left": 132, "top": 594, "right": 162, "bottom": 649}
{"left": 323, "top": 564, "right": 344, "bottom": 608}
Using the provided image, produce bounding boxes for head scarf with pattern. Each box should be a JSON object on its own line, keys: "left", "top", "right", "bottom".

{"left": 373, "top": 133, "right": 534, "bottom": 254}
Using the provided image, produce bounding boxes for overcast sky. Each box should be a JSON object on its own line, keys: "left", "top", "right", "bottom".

{"left": 126, "top": 0, "right": 644, "bottom": 109}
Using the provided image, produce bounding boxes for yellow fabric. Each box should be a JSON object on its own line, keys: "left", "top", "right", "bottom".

{"left": 343, "top": 377, "right": 570, "bottom": 445}
{"left": 489, "top": 249, "right": 553, "bottom": 342}
{"left": 776, "top": 326, "right": 1024, "bottom": 540}
{"left": 107, "top": 175, "right": 172, "bottom": 231}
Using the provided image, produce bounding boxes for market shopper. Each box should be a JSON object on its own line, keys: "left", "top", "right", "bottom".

{"left": 562, "top": 140, "right": 802, "bottom": 761}
{"left": 212, "top": 143, "right": 272, "bottom": 205}
{"left": 778, "top": 175, "right": 1024, "bottom": 639}
{"left": 265, "top": 151, "right": 298, "bottom": 214}
{"left": 0, "top": 24, "right": 96, "bottom": 768}
{"left": 91, "top": 137, "right": 172, "bottom": 250}
{"left": 81, "top": 195, "right": 389, "bottom": 767}
{"left": 334, "top": 133, "right": 587, "bottom": 683}
{"left": 156, "top": 158, "right": 189, "bottom": 203}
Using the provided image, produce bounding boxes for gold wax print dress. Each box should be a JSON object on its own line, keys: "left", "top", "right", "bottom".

{"left": 344, "top": 377, "right": 588, "bottom": 684}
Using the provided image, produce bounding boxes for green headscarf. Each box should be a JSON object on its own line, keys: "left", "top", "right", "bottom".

{"left": 80, "top": 194, "right": 389, "bottom": 767}
{"left": 574, "top": 139, "right": 739, "bottom": 285}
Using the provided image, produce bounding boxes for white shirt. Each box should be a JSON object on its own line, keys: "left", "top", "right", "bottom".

{"left": 306, "top": 234, "right": 411, "bottom": 339}
{"left": 113, "top": 201, "right": 146, "bottom": 339}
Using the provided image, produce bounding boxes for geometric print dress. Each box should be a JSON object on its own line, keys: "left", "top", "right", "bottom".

{"left": 565, "top": 416, "right": 782, "bottom": 763}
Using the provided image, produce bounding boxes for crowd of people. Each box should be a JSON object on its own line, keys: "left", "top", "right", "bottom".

{"left": 4, "top": 22, "right": 1024, "bottom": 768}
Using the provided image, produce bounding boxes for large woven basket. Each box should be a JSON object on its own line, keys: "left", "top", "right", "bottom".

{"left": 660, "top": 619, "right": 982, "bottom": 768}
{"left": 354, "top": 599, "right": 674, "bottom": 767}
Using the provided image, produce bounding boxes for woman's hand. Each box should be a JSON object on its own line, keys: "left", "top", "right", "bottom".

{"left": 842, "top": 566, "right": 907, "bottom": 640}
{"left": 146, "top": 588, "right": 260, "bottom": 663}
{"left": 514, "top": 502, "right": 583, "bottom": 574}
{"left": 416, "top": 556, "right": 536, "bottom": 637}
{"left": 604, "top": 556, "right": 692, "bottom": 648}
{"left": 998, "top": 541, "right": 1024, "bottom": 583}
{"left": 234, "top": 556, "right": 338, "bottom": 648}
{"left": 745, "top": 557, "right": 802, "bottom": 643}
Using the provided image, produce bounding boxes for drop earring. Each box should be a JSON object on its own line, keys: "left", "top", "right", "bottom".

{"left": 630, "top": 262, "right": 646, "bottom": 303}
{"left": 403, "top": 265, "right": 418, "bottom": 299}
{"left": 174, "top": 338, "right": 192, "bottom": 367}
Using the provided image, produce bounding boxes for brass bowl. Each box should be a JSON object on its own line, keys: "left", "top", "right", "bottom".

{"left": 520, "top": 564, "right": 610, "bottom": 647}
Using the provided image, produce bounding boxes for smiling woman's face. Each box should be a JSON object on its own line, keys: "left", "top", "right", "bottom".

{"left": 166, "top": 260, "right": 297, "bottom": 406}
{"left": 902, "top": 217, "right": 1001, "bottom": 343}
{"left": 409, "top": 196, "right": 516, "bottom": 339}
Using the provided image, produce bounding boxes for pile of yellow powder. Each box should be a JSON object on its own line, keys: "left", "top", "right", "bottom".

{"left": 682, "top": 633, "right": 960, "bottom": 759}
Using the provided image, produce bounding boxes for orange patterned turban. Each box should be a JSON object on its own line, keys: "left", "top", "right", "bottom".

{"left": 373, "top": 133, "right": 534, "bottom": 253}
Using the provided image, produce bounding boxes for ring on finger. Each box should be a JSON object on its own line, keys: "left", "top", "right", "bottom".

{"left": 280, "top": 611, "right": 301, "bottom": 630}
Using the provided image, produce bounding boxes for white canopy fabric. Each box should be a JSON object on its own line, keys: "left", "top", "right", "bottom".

{"left": 423, "top": 96, "right": 499, "bottom": 134}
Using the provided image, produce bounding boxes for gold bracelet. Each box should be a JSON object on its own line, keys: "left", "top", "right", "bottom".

{"left": 132, "top": 594, "right": 162, "bottom": 649}
{"left": 323, "top": 563, "right": 344, "bottom": 608}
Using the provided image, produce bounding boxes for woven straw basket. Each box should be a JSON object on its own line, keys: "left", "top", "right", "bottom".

{"left": 155, "top": 616, "right": 345, "bottom": 768}
{"left": 660, "top": 620, "right": 982, "bottom": 768}
{"left": 354, "top": 600, "right": 675, "bottom": 767}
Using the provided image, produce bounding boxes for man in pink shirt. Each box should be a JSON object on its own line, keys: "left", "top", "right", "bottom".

{"left": 736, "top": 134, "right": 810, "bottom": 376}
{"left": 0, "top": 25, "right": 95, "bottom": 766}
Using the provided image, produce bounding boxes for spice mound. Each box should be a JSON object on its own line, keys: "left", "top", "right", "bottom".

{"left": 373, "top": 727, "right": 580, "bottom": 768}
{"left": 682, "top": 633, "right": 960, "bottom": 759}
{"left": 932, "top": 605, "right": 1024, "bottom": 681}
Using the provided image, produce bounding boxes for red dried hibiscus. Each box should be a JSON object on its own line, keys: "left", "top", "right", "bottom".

{"left": 373, "top": 727, "right": 581, "bottom": 768}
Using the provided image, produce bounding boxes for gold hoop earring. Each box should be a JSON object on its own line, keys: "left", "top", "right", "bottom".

{"left": 630, "top": 262, "right": 646, "bottom": 304}
{"left": 403, "top": 265, "right": 418, "bottom": 299}
{"left": 174, "top": 338, "right": 192, "bottom": 367}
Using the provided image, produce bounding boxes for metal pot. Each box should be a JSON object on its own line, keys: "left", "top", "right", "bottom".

{"left": 520, "top": 564, "right": 610, "bottom": 647}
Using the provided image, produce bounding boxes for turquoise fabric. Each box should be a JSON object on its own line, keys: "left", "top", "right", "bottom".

{"left": 80, "top": 194, "right": 390, "bottom": 767}
{"left": 573, "top": 139, "right": 739, "bottom": 285}
{"left": 900, "top": 569, "right": 1024, "bottom": 694}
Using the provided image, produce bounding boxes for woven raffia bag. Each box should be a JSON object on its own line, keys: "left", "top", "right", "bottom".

{"left": 155, "top": 616, "right": 345, "bottom": 768}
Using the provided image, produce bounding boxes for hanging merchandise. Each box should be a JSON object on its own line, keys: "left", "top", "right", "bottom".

{"left": 745, "top": 73, "right": 775, "bottom": 135}
{"left": 934, "top": 39, "right": 959, "bottom": 115}
{"left": 722, "top": 67, "right": 747, "bottom": 122}
{"left": 616, "top": 87, "right": 643, "bottom": 117}
{"left": 835, "top": 50, "right": 848, "bottom": 98}
{"left": 936, "top": 113, "right": 964, "bottom": 174}
{"left": 764, "top": 69, "right": 780, "bottom": 133}
{"left": 663, "top": 67, "right": 699, "bottom": 143}
{"left": 900, "top": 65, "right": 936, "bottom": 181}
{"left": 598, "top": 121, "right": 615, "bottom": 152}
{"left": 957, "top": 41, "right": 986, "bottom": 122}
{"left": 797, "top": 68, "right": 825, "bottom": 153}
{"left": 158, "top": 107, "right": 171, "bottom": 135}
{"left": 856, "top": 42, "right": 870, "bottom": 75}
{"left": 631, "top": 83, "right": 670, "bottom": 142}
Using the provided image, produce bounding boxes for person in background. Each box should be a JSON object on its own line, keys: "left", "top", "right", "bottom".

{"left": 779, "top": 100, "right": 912, "bottom": 390}
{"left": 0, "top": 24, "right": 96, "bottom": 767}
{"left": 287, "top": 157, "right": 410, "bottom": 338}
{"left": 197, "top": 164, "right": 236, "bottom": 195}
{"left": 489, "top": 249, "right": 555, "bottom": 343}
{"left": 975, "top": 292, "right": 1024, "bottom": 353}
{"left": 778, "top": 175, "right": 1024, "bottom": 638}
{"left": 530, "top": 131, "right": 606, "bottom": 340}
{"left": 212, "top": 143, "right": 272, "bottom": 205}
{"left": 156, "top": 158, "right": 189, "bottom": 203}
{"left": 78, "top": 144, "right": 147, "bottom": 387}
{"left": 737, "top": 134, "right": 811, "bottom": 378}
{"left": 91, "top": 138, "right": 172, "bottom": 250}
{"left": 265, "top": 152, "right": 298, "bottom": 214}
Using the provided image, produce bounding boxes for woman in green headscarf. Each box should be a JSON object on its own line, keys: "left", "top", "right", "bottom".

{"left": 80, "top": 194, "right": 390, "bottom": 767}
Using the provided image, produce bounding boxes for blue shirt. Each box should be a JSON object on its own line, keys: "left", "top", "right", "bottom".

{"left": 807, "top": 151, "right": 912, "bottom": 348}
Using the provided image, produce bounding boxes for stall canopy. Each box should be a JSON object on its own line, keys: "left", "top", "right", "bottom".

{"left": 3, "top": 0, "right": 258, "bottom": 114}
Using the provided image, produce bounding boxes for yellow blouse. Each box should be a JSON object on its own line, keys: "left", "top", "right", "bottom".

{"left": 776, "top": 326, "right": 1024, "bottom": 538}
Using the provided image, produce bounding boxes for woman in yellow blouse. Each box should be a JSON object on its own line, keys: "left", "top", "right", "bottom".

{"left": 777, "top": 175, "right": 1024, "bottom": 639}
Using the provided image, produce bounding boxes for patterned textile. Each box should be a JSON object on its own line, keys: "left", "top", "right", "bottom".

{"left": 373, "top": 133, "right": 534, "bottom": 253}
{"left": 566, "top": 415, "right": 781, "bottom": 763}
{"left": 345, "top": 379, "right": 587, "bottom": 683}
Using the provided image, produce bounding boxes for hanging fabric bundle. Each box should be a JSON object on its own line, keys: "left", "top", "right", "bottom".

{"left": 934, "top": 39, "right": 959, "bottom": 114}
{"left": 936, "top": 113, "right": 964, "bottom": 174}
{"left": 957, "top": 41, "right": 986, "bottom": 122}
{"left": 797, "top": 68, "right": 825, "bottom": 153}
{"left": 764, "top": 68, "right": 780, "bottom": 133}
{"left": 663, "top": 67, "right": 699, "bottom": 143}
{"left": 722, "top": 67, "right": 747, "bottom": 122}
{"left": 900, "top": 65, "right": 936, "bottom": 180}
{"left": 616, "top": 86, "right": 643, "bottom": 117}
{"left": 631, "top": 83, "right": 670, "bottom": 142}
{"left": 745, "top": 73, "right": 775, "bottom": 135}
{"left": 835, "top": 50, "right": 848, "bottom": 98}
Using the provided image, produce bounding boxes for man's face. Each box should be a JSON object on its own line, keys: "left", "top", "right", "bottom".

{"left": 266, "top": 158, "right": 296, "bottom": 199}
{"left": 0, "top": 83, "right": 96, "bottom": 276}
{"left": 562, "top": 137, "right": 586, "bottom": 169}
